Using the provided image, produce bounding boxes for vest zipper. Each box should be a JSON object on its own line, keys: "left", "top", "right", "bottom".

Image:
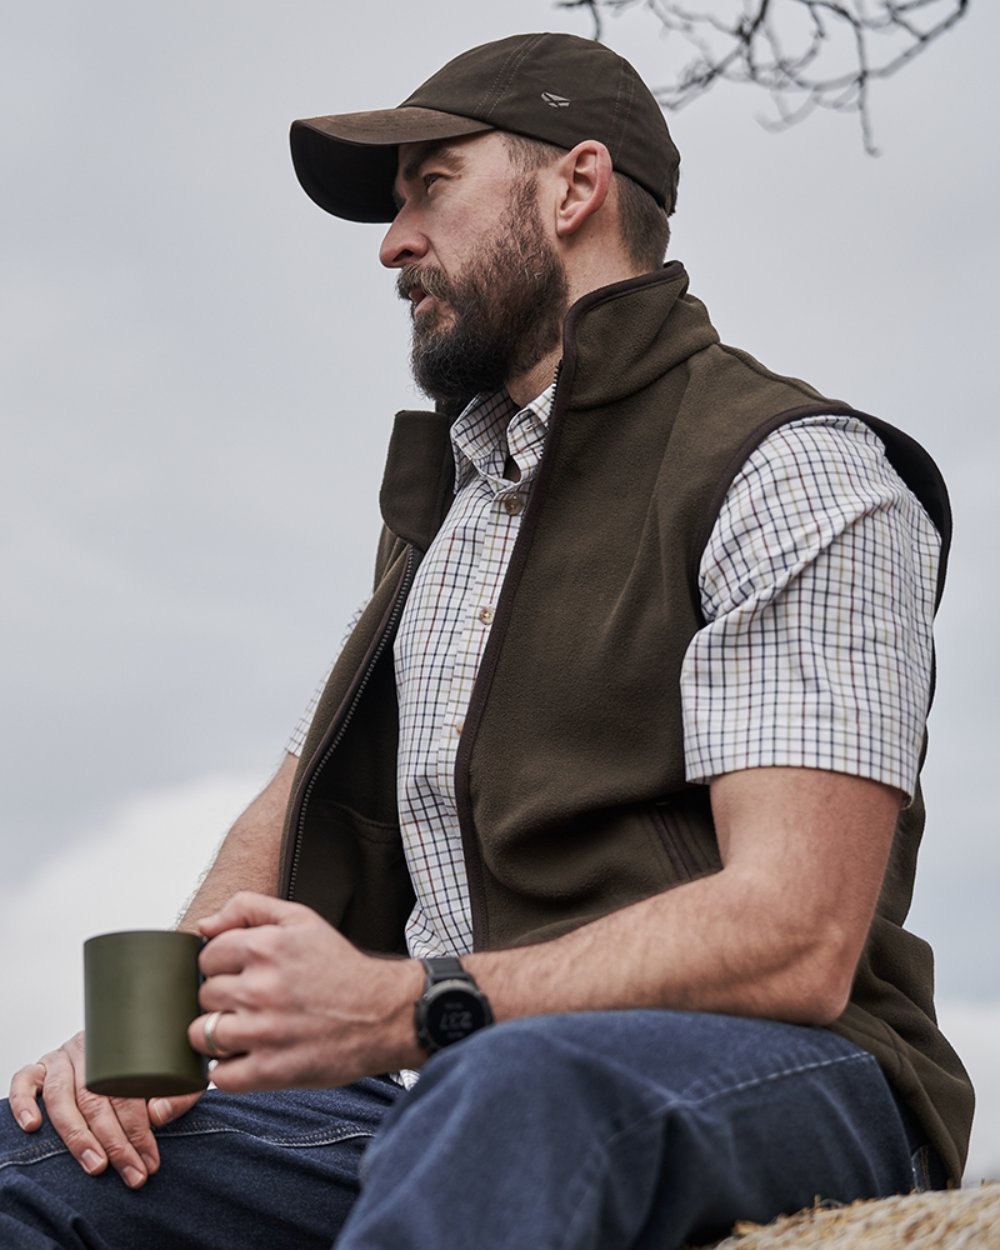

{"left": 285, "top": 546, "right": 418, "bottom": 903}
{"left": 454, "top": 360, "right": 570, "bottom": 947}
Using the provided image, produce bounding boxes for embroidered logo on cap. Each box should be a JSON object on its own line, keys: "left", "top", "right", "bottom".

{"left": 541, "top": 92, "right": 571, "bottom": 108}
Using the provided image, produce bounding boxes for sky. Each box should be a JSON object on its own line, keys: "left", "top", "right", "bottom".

{"left": 2, "top": 0, "right": 997, "bottom": 1182}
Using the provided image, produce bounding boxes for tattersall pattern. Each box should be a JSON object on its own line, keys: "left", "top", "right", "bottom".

{"left": 392, "top": 387, "right": 547, "bottom": 958}
{"left": 682, "top": 415, "right": 940, "bottom": 792}
{"left": 288, "top": 388, "right": 940, "bottom": 962}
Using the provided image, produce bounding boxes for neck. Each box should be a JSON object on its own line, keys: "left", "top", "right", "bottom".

{"left": 506, "top": 345, "right": 562, "bottom": 409}
{"left": 503, "top": 258, "right": 648, "bottom": 408}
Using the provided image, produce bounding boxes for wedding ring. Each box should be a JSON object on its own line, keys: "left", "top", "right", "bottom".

{"left": 202, "top": 1010, "right": 232, "bottom": 1059}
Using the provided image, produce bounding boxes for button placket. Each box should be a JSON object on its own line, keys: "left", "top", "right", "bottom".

{"left": 395, "top": 382, "right": 557, "bottom": 963}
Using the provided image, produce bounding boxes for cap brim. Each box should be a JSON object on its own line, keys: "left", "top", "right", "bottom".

{"left": 290, "top": 106, "right": 494, "bottom": 223}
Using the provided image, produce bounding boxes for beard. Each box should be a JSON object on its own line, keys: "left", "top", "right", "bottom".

{"left": 397, "top": 177, "right": 569, "bottom": 411}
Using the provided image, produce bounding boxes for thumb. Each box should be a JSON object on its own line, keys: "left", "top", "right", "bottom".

{"left": 196, "top": 890, "right": 305, "bottom": 938}
{"left": 148, "top": 1089, "right": 203, "bottom": 1126}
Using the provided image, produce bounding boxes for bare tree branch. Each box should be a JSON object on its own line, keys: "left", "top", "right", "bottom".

{"left": 555, "top": 0, "right": 970, "bottom": 153}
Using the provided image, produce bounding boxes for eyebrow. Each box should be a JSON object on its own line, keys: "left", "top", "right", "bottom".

{"left": 392, "top": 143, "right": 468, "bottom": 210}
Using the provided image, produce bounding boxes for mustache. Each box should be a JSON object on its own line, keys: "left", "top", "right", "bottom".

{"left": 395, "top": 265, "right": 454, "bottom": 305}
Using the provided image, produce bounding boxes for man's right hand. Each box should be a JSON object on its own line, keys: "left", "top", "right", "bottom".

{"left": 7, "top": 1032, "right": 202, "bottom": 1188}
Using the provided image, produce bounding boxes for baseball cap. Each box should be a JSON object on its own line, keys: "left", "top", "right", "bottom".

{"left": 290, "top": 32, "right": 680, "bottom": 223}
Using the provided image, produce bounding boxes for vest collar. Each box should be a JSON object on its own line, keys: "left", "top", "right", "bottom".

{"left": 379, "top": 409, "right": 454, "bottom": 552}
{"left": 379, "top": 262, "right": 718, "bottom": 547}
{"left": 559, "top": 261, "right": 719, "bottom": 411}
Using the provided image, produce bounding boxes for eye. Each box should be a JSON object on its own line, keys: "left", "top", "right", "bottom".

{"left": 422, "top": 172, "right": 443, "bottom": 193}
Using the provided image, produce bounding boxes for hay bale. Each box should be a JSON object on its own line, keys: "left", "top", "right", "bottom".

{"left": 697, "top": 1183, "right": 1000, "bottom": 1249}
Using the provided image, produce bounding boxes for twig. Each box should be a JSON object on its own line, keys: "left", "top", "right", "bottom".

{"left": 556, "top": 0, "right": 971, "bottom": 153}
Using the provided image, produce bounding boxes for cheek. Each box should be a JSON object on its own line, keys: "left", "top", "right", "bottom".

{"left": 433, "top": 205, "right": 496, "bottom": 269}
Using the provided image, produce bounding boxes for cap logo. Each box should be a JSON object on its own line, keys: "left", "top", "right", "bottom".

{"left": 541, "top": 92, "right": 570, "bottom": 108}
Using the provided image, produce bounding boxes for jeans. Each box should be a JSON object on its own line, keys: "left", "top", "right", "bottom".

{"left": 0, "top": 1011, "right": 941, "bottom": 1249}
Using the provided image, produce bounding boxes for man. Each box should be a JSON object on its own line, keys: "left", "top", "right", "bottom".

{"left": 2, "top": 31, "right": 973, "bottom": 1250}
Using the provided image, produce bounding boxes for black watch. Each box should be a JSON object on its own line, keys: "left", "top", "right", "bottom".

{"left": 414, "top": 956, "right": 494, "bottom": 1054}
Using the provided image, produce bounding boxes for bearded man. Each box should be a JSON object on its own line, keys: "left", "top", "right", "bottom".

{"left": 2, "top": 32, "right": 972, "bottom": 1250}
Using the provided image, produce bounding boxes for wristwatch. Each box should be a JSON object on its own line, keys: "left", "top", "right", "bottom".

{"left": 414, "top": 956, "right": 494, "bottom": 1054}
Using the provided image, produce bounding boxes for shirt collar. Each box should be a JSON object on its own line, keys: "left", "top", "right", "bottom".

{"left": 451, "top": 384, "right": 557, "bottom": 491}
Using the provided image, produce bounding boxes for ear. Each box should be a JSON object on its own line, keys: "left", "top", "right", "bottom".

{"left": 552, "top": 140, "right": 613, "bottom": 239}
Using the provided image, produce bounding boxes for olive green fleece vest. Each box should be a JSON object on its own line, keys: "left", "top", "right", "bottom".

{"left": 279, "top": 262, "right": 972, "bottom": 1180}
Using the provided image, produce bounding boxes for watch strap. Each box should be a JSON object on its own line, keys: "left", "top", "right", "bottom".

{"left": 421, "top": 955, "right": 465, "bottom": 987}
{"left": 415, "top": 956, "right": 493, "bottom": 1054}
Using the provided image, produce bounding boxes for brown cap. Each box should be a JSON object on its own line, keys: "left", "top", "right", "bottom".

{"left": 290, "top": 32, "right": 680, "bottom": 223}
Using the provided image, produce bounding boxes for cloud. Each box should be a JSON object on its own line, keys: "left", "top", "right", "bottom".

{"left": 0, "top": 772, "right": 260, "bottom": 1090}
{"left": 1, "top": 774, "right": 998, "bottom": 1186}
{"left": 2, "top": 0, "right": 998, "bottom": 1196}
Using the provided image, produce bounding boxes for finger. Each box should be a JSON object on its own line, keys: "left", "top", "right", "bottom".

{"left": 209, "top": 1053, "right": 273, "bottom": 1094}
{"left": 199, "top": 930, "right": 255, "bottom": 979}
{"left": 147, "top": 1088, "right": 204, "bottom": 1127}
{"left": 66, "top": 1088, "right": 153, "bottom": 1188}
{"left": 33, "top": 1048, "right": 116, "bottom": 1180}
{"left": 8, "top": 1060, "right": 47, "bottom": 1131}
{"left": 190, "top": 1010, "right": 246, "bottom": 1060}
{"left": 197, "top": 890, "right": 305, "bottom": 938}
{"left": 46, "top": 1041, "right": 152, "bottom": 1188}
{"left": 198, "top": 971, "right": 244, "bottom": 1010}
{"left": 109, "top": 1095, "right": 161, "bottom": 1175}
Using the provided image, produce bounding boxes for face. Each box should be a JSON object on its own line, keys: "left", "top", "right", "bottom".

{"left": 381, "top": 133, "right": 568, "bottom": 408}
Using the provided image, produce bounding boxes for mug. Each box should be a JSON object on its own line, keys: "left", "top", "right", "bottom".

{"left": 83, "top": 929, "right": 209, "bottom": 1098}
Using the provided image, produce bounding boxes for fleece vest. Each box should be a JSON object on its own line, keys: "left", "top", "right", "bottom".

{"left": 278, "top": 262, "right": 972, "bottom": 1180}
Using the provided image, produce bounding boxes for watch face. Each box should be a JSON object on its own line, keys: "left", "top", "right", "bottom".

{"left": 425, "top": 985, "right": 490, "bottom": 1046}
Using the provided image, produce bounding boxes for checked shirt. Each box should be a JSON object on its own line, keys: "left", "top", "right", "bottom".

{"left": 288, "top": 384, "right": 940, "bottom": 963}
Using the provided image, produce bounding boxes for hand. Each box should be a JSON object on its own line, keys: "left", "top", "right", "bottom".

{"left": 7, "top": 1032, "right": 203, "bottom": 1188}
{"left": 190, "top": 892, "right": 424, "bottom": 1091}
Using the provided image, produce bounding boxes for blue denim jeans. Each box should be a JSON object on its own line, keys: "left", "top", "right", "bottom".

{"left": 0, "top": 1011, "right": 940, "bottom": 1249}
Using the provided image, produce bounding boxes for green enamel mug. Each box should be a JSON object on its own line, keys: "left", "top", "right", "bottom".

{"left": 84, "top": 930, "right": 209, "bottom": 1098}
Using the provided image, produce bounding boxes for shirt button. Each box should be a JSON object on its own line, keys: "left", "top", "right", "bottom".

{"left": 453, "top": 721, "right": 464, "bottom": 737}
{"left": 478, "top": 607, "right": 494, "bottom": 625}
{"left": 503, "top": 496, "right": 523, "bottom": 516}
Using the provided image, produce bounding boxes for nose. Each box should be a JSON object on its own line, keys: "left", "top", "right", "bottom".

{"left": 379, "top": 207, "right": 428, "bottom": 269}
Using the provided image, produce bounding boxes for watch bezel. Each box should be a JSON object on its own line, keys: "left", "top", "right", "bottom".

{"left": 415, "top": 962, "right": 494, "bottom": 1054}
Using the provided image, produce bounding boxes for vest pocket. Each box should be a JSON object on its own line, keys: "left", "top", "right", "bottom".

{"left": 288, "top": 798, "right": 414, "bottom": 955}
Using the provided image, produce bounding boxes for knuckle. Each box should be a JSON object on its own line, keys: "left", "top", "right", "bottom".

{"left": 61, "top": 1124, "right": 95, "bottom": 1152}
{"left": 112, "top": 1099, "right": 154, "bottom": 1142}
{"left": 75, "top": 1090, "right": 106, "bottom": 1118}
{"left": 271, "top": 928, "right": 297, "bottom": 958}
{"left": 237, "top": 980, "right": 264, "bottom": 1012}
{"left": 243, "top": 932, "right": 270, "bottom": 962}
{"left": 200, "top": 983, "right": 225, "bottom": 1011}
{"left": 258, "top": 1015, "right": 291, "bottom": 1048}
{"left": 8, "top": 1071, "right": 32, "bottom": 1098}
{"left": 102, "top": 1139, "right": 134, "bottom": 1164}
{"left": 43, "top": 1073, "right": 72, "bottom": 1102}
{"left": 108, "top": 1094, "right": 143, "bottom": 1114}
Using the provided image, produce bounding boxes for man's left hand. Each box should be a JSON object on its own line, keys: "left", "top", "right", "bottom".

{"left": 190, "top": 892, "right": 425, "bottom": 1091}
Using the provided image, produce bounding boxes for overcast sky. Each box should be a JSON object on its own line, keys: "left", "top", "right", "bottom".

{"left": 2, "top": 0, "right": 997, "bottom": 1181}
